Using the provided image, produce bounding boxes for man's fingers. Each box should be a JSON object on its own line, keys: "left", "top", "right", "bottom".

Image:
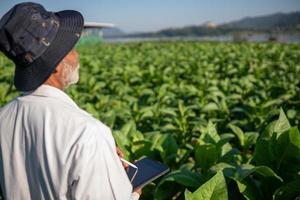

{"left": 116, "top": 146, "right": 129, "bottom": 169}
{"left": 116, "top": 146, "right": 124, "bottom": 158}
{"left": 134, "top": 188, "right": 142, "bottom": 195}
{"left": 123, "top": 162, "right": 129, "bottom": 169}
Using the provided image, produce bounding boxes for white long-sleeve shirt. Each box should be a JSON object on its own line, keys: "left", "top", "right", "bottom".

{"left": 0, "top": 84, "right": 139, "bottom": 200}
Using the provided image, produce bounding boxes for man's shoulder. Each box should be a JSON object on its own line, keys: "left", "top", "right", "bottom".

{"left": 0, "top": 98, "right": 18, "bottom": 114}
{"left": 46, "top": 101, "right": 115, "bottom": 145}
{"left": 17, "top": 94, "right": 90, "bottom": 120}
{"left": 0, "top": 95, "right": 110, "bottom": 132}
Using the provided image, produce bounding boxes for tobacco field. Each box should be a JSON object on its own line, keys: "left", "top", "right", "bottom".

{"left": 0, "top": 41, "right": 300, "bottom": 200}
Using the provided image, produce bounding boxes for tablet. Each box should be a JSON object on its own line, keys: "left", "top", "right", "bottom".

{"left": 124, "top": 157, "right": 170, "bottom": 190}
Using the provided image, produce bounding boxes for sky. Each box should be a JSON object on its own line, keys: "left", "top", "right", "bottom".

{"left": 0, "top": 0, "right": 299, "bottom": 33}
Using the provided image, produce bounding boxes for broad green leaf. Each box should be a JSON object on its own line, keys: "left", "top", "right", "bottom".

{"left": 273, "top": 179, "right": 300, "bottom": 200}
{"left": 235, "top": 164, "right": 283, "bottom": 182}
{"left": 288, "top": 127, "right": 300, "bottom": 149}
{"left": 184, "top": 171, "right": 228, "bottom": 200}
{"left": 160, "top": 108, "right": 177, "bottom": 117}
{"left": 217, "top": 133, "right": 235, "bottom": 148}
{"left": 261, "top": 121, "right": 276, "bottom": 139}
{"left": 254, "top": 126, "right": 300, "bottom": 181}
{"left": 157, "top": 169, "right": 203, "bottom": 188}
{"left": 121, "top": 120, "right": 136, "bottom": 137}
{"left": 160, "top": 134, "right": 178, "bottom": 163}
{"left": 209, "top": 163, "right": 236, "bottom": 178}
{"left": 262, "top": 99, "right": 283, "bottom": 108}
{"left": 140, "top": 109, "right": 154, "bottom": 119}
{"left": 223, "top": 147, "right": 242, "bottom": 162}
{"left": 252, "top": 138, "right": 276, "bottom": 167}
{"left": 102, "top": 110, "right": 116, "bottom": 128}
{"left": 113, "top": 130, "right": 131, "bottom": 159}
{"left": 229, "top": 124, "right": 245, "bottom": 147}
{"left": 195, "top": 144, "right": 219, "bottom": 171}
{"left": 274, "top": 108, "right": 291, "bottom": 137}
{"left": 244, "top": 132, "right": 259, "bottom": 150}
{"left": 161, "top": 124, "right": 177, "bottom": 132}
{"left": 275, "top": 127, "right": 300, "bottom": 181}
{"left": 202, "top": 102, "right": 219, "bottom": 112}
{"left": 143, "top": 132, "right": 178, "bottom": 164}
{"left": 199, "top": 121, "right": 220, "bottom": 144}
{"left": 236, "top": 179, "right": 263, "bottom": 200}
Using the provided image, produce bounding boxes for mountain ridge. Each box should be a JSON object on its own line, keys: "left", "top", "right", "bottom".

{"left": 105, "top": 11, "right": 300, "bottom": 38}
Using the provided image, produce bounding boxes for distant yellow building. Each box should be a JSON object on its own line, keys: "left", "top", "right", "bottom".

{"left": 204, "top": 22, "right": 218, "bottom": 29}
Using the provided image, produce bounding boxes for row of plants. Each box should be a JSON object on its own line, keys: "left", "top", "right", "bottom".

{"left": 0, "top": 41, "right": 299, "bottom": 199}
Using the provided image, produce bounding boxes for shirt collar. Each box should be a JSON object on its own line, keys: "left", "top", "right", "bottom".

{"left": 21, "top": 84, "right": 79, "bottom": 109}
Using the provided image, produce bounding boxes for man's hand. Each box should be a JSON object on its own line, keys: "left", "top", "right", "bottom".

{"left": 134, "top": 188, "right": 142, "bottom": 196}
{"left": 116, "top": 146, "right": 143, "bottom": 198}
{"left": 116, "top": 146, "right": 129, "bottom": 169}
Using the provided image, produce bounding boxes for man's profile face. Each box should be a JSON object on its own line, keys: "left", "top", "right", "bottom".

{"left": 60, "top": 49, "right": 80, "bottom": 89}
{"left": 64, "top": 49, "right": 79, "bottom": 69}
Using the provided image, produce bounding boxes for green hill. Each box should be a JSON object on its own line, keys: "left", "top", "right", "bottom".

{"left": 125, "top": 12, "right": 300, "bottom": 38}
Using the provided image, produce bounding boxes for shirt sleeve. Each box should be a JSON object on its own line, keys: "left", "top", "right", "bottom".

{"left": 68, "top": 123, "right": 138, "bottom": 200}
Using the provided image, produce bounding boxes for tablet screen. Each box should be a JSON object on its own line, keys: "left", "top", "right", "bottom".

{"left": 126, "top": 157, "right": 170, "bottom": 190}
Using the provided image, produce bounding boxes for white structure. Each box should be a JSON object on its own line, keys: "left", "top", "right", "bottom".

{"left": 84, "top": 22, "right": 115, "bottom": 29}
{"left": 82, "top": 22, "right": 115, "bottom": 40}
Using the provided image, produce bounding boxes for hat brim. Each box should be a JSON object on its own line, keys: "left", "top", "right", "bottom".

{"left": 14, "top": 10, "right": 84, "bottom": 91}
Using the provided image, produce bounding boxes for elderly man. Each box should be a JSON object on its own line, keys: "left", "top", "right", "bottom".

{"left": 0, "top": 2, "right": 141, "bottom": 200}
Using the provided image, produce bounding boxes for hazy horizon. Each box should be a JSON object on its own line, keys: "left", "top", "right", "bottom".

{"left": 0, "top": 0, "right": 299, "bottom": 33}
{"left": 125, "top": 10, "right": 300, "bottom": 34}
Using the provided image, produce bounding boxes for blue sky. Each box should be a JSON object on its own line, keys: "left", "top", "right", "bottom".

{"left": 0, "top": 0, "right": 299, "bottom": 33}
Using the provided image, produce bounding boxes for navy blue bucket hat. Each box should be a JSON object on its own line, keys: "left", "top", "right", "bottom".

{"left": 0, "top": 2, "right": 84, "bottom": 91}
